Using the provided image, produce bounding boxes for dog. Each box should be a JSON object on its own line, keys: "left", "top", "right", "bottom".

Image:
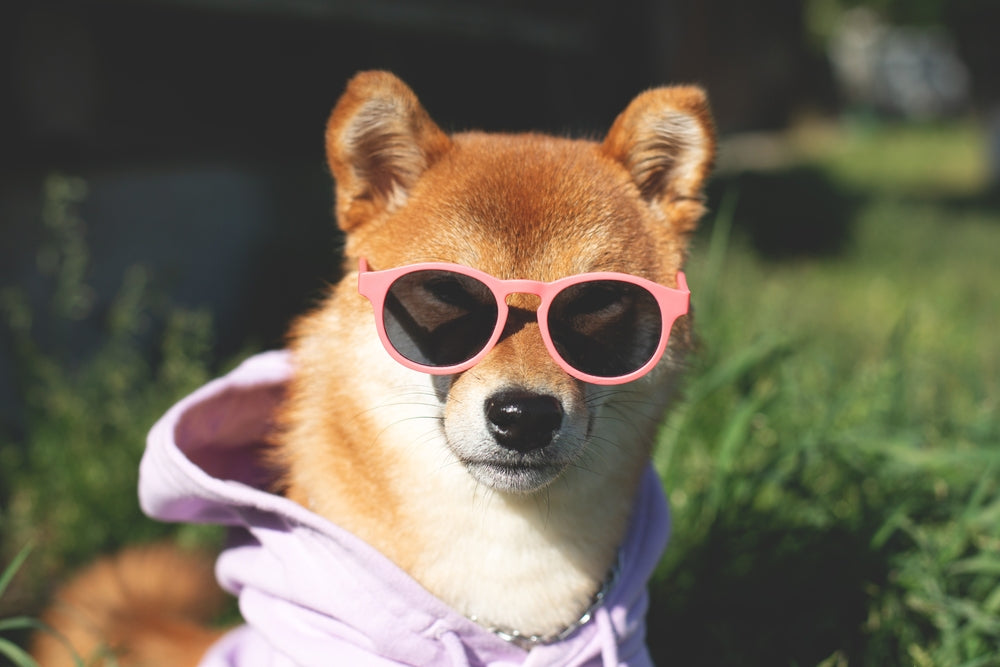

{"left": 32, "top": 70, "right": 714, "bottom": 666}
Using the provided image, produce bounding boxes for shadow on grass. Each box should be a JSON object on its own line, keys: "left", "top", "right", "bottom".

{"left": 647, "top": 509, "right": 889, "bottom": 666}
{"left": 705, "top": 168, "right": 860, "bottom": 260}
{"left": 703, "top": 163, "right": 1000, "bottom": 264}
{"left": 939, "top": 185, "right": 1000, "bottom": 216}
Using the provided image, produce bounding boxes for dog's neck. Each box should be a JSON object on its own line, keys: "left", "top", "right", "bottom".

{"left": 402, "top": 455, "right": 643, "bottom": 637}
{"left": 287, "top": 418, "right": 647, "bottom": 637}
{"left": 471, "top": 551, "right": 622, "bottom": 648}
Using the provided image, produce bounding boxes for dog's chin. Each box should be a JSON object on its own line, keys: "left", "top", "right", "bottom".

{"left": 461, "top": 458, "right": 566, "bottom": 494}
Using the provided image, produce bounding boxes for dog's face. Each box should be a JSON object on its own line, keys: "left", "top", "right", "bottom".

{"left": 351, "top": 134, "right": 684, "bottom": 494}
{"left": 303, "top": 72, "right": 714, "bottom": 498}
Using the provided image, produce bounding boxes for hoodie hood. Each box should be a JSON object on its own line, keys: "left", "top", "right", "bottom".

{"left": 139, "top": 351, "right": 670, "bottom": 667}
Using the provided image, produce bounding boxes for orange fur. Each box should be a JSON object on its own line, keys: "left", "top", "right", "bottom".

{"left": 31, "top": 544, "right": 226, "bottom": 667}
{"left": 34, "top": 70, "right": 715, "bottom": 662}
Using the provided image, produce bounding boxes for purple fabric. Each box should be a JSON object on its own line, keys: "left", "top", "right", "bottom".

{"left": 139, "top": 351, "right": 670, "bottom": 666}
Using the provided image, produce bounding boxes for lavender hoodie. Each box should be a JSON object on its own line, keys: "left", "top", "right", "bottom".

{"left": 139, "top": 351, "right": 670, "bottom": 667}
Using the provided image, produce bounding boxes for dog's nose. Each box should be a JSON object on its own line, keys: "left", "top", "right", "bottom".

{"left": 485, "top": 390, "right": 564, "bottom": 453}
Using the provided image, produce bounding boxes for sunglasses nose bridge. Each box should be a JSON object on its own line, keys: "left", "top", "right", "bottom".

{"left": 493, "top": 285, "right": 545, "bottom": 349}
{"left": 495, "top": 277, "right": 548, "bottom": 311}
{"left": 503, "top": 292, "right": 542, "bottom": 310}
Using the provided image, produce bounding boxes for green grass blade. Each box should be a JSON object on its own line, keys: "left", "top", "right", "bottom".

{"left": 0, "top": 544, "right": 33, "bottom": 599}
{"left": 949, "top": 556, "right": 1000, "bottom": 577}
{"left": 687, "top": 334, "right": 790, "bottom": 403}
{"left": 963, "top": 464, "right": 997, "bottom": 518}
{"left": 0, "top": 616, "right": 49, "bottom": 633}
{"left": 0, "top": 617, "right": 87, "bottom": 667}
{"left": 699, "top": 184, "right": 740, "bottom": 321}
{"left": 0, "top": 637, "right": 38, "bottom": 667}
{"left": 704, "top": 390, "right": 772, "bottom": 516}
{"left": 957, "top": 656, "right": 1000, "bottom": 667}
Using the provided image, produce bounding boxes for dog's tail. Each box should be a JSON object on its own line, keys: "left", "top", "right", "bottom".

{"left": 30, "top": 542, "right": 229, "bottom": 667}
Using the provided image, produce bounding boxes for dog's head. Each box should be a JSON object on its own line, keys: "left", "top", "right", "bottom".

{"left": 285, "top": 69, "right": 713, "bottom": 526}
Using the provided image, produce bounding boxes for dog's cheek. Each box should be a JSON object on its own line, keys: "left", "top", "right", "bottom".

{"left": 441, "top": 378, "right": 496, "bottom": 461}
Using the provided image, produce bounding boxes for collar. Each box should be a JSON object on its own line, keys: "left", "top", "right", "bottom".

{"left": 474, "top": 552, "right": 622, "bottom": 649}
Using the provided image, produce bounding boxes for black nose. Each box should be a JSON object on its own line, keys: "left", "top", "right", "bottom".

{"left": 485, "top": 390, "right": 564, "bottom": 453}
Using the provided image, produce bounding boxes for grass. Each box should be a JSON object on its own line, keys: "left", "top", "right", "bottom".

{"left": 0, "top": 546, "right": 43, "bottom": 667}
{"left": 2, "top": 121, "right": 998, "bottom": 665}
{"left": 649, "top": 119, "right": 1000, "bottom": 665}
{"left": 0, "top": 175, "right": 225, "bottom": 654}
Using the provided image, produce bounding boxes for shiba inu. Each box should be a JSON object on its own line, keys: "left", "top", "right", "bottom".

{"left": 33, "top": 70, "right": 714, "bottom": 666}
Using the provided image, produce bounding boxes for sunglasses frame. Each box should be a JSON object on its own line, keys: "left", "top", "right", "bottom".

{"left": 357, "top": 257, "right": 690, "bottom": 385}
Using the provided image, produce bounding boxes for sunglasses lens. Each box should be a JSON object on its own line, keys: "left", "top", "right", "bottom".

{"left": 383, "top": 270, "right": 498, "bottom": 367}
{"left": 548, "top": 280, "right": 662, "bottom": 378}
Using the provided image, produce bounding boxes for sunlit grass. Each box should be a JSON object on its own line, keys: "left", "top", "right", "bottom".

{"left": 792, "top": 119, "right": 991, "bottom": 197}
{"left": 650, "top": 120, "right": 1000, "bottom": 665}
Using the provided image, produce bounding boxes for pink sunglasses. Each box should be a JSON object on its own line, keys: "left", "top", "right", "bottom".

{"left": 357, "top": 258, "right": 690, "bottom": 385}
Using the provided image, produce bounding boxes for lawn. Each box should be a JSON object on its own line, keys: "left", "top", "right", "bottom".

{"left": 2, "top": 120, "right": 998, "bottom": 665}
{"left": 649, "top": 120, "right": 1000, "bottom": 665}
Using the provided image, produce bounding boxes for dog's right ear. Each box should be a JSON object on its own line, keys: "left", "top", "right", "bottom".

{"left": 326, "top": 71, "right": 452, "bottom": 232}
{"left": 601, "top": 86, "right": 715, "bottom": 236}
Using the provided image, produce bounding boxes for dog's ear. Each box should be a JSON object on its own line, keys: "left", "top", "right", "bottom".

{"left": 326, "top": 71, "right": 452, "bottom": 231}
{"left": 602, "top": 86, "right": 715, "bottom": 234}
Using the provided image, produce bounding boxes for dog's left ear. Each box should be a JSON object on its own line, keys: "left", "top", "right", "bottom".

{"left": 602, "top": 86, "right": 716, "bottom": 234}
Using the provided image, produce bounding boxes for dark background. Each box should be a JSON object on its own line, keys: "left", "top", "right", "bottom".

{"left": 0, "top": 0, "right": 830, "bottom": 359}
{"left": 4, "top": 0, "right": 996, "bottom": 361}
